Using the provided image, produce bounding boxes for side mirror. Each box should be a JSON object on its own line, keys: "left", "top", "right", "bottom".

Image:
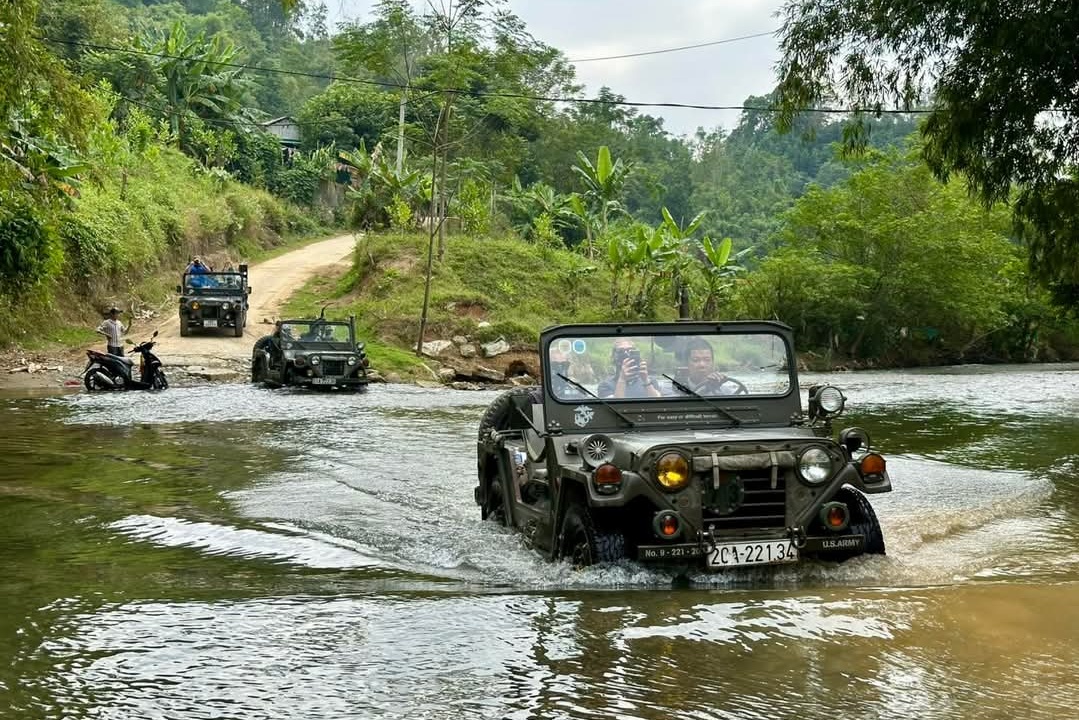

{"left": 246, "top": 287, "right": 252, "bottom": 294}
{"left": 152, "top": 330, "right": 159, "bottom": 339}
{"left": 175, "top": 285, "right": 182, "bottom": 293}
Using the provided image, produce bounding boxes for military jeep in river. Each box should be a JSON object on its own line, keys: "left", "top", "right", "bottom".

{"left": 251, "top": 315, "right": 370, "bottom": 390}
{"left": 475, "top": 321, "right": 892, "bottom": 570}
{"left": 176, "top": 265, "right": 250, "bottom": 337}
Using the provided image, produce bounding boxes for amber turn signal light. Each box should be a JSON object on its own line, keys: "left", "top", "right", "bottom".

{"left": 860, "top": 453, "right": 886, "bottom": 476}
{"left": 653, "top": 511, "right": 682, "bottom": 539}
{"left": 819, "top": 501, "right": 850, "bottom": 532}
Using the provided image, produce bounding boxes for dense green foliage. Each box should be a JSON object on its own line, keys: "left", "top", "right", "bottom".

{"left": 3, "top": 0, "right": 1077, "bottom": 364}
{"left": 775, "top": 0, "right": 1079, "bottom": 304}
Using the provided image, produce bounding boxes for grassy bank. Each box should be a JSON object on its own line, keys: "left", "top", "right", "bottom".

{"left": 283, "top": 232, "right": 639, "bottom": 377}
{"left": 0, "top": 144, "right": 337, "bottom": 350}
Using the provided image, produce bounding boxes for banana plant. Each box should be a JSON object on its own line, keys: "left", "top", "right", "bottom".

{"left": 572, "top": 145, "right": 632, "bottom": 257}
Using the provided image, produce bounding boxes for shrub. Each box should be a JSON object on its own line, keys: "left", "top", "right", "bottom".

{"left": 0, "top": 197, "right": 60, "bottom": 294}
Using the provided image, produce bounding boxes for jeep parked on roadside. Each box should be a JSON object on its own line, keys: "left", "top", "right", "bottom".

{"left": 251, "top": 315, "right": 370, "bottom": 390}
{"left": 177, "top": 265, "right": 250, "bottom": 337}
{"left": 475, "top": 321, "right": 891, "bottom": 570}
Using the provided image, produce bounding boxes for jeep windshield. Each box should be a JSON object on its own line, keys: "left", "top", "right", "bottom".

{"left": 279, "top": 321, "right": 354, "bottom": 348}
{"left": 546, "top": 330, "right": 792, "bottom": 402}
{"left": 183, "top": 272, "right": 245, "bottom": 294}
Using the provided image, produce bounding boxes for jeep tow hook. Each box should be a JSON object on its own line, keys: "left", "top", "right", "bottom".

{"left": 788, "top": 526, "right": 807, "bottom": 549}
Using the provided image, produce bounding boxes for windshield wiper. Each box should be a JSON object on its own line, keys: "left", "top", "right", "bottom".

{"left": 557, "top": 373, "right": 637, "bottom": 428}
{"left": 662, "top": 374, "right": 742, "bottom": 426}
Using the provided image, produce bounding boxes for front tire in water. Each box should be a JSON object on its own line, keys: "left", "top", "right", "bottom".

{"left": 559, "top": 501, "right": 626, "bottom": 568}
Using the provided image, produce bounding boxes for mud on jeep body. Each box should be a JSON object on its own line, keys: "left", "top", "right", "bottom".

{"left": 475, "top": 321, "right": 891, "bottom": 570}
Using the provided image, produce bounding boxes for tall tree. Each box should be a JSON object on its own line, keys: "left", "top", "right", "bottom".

{"left": 774, "top": 0, "right": 1079, "bottom": 304}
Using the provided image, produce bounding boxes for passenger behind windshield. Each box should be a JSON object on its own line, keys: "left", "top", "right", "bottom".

{"left": 597, "top": 339, "right": 662, "bottom": 399}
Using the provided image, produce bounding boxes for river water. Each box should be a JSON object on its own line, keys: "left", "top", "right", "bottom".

{"left": 2, "top": 365, "right": 1078, "bottom": 719}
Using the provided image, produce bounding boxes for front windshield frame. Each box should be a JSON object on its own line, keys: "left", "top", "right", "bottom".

{"left": 542, "top": 325, "right": 796, "bottom": 405}
{"left": 277, "top": 321, "right": 355, "bottom": 346}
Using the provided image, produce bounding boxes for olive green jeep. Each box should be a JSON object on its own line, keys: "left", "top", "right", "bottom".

{"left": 251, "top": 315, "right": 370, "bottom": 390}
{"left": 474, "top": 321, "right": 891, "bottom": 569}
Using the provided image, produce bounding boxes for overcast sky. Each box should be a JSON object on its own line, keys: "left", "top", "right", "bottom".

{"left": 322, "top": 0, "right": 785, "bottom": 137}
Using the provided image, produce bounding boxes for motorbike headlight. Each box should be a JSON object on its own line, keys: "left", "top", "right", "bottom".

{"left": 655, "top": 452, "right": 691, "bottom": 491}
{"left": 798, "top": 447, "right": 834, "bottom": 484}
{"left": 347, "top": 356, "right": 357, "bottom": 366}
{"left": 310, "top": 355, "right": 320, "bottom": 365}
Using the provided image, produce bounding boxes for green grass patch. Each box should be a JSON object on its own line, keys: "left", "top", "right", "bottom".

{"left": 282, "top": 231, "right": 652, "bottom": 373}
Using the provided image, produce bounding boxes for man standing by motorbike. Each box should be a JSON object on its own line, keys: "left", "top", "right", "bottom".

{"left": 96, "top": 307, "right": 127, "bottom": 356}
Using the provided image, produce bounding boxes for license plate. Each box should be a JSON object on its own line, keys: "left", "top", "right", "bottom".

{"left": 708, "top": 540, "right": 797, "bottom": 568}
{"left": 203, "top": 319, "right": 218, "bottom": 328}
{"left": 311, "top": 377, "right": 337, "bottom": 385}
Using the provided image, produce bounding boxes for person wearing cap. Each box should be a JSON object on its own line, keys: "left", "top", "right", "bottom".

{"left": 96, "top": 307, "right": 128, "bottom": 356}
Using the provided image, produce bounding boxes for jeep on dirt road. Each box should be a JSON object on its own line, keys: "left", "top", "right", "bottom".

{"left": 177, "top": 265, "right": 250, "bottom": 337}
{"left": 251, "top": 315, "right": 370, "bottom": 390}
{"left": 475, "top": 321, "right": 892, "bottom": 570}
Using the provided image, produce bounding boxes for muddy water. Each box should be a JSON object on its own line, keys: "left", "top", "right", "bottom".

{"left": 1, "top": 365, "right": 1078, "bottom": 719}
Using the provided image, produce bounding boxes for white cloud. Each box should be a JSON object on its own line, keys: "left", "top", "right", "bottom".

{"left": 323, "top": 0, "right": 784, "bottom": 136}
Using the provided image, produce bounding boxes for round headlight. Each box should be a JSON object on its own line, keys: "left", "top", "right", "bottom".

{"left": 310, "top": 355, "right": 320, "bottom": 365}
{"left": 347, "top": 356, "right": 357, "bottom": 366}
{"left": 190, "top": 301, "right": 200, "bottom": 310}
{"left": 223, "top": 302, "right": 231, "bottom": 311}
{"left": 284, "top": 342, "right": 293, "bottom": 350}
{"left": 798, "top": 447, "right": 833, "bottom": 484}
{"left": 817, "top": 386, "right": 845, "bottom": 414}
{"left": 655, "top": 452, "right": 691, "bottom": 491}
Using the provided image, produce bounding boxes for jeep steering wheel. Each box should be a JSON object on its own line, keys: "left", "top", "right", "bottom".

{"left": 695, "top": 375, "right": 749, "bottom": 396}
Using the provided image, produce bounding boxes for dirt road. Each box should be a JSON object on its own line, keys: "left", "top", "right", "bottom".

{"left": 0, "top": 233, "right": 360, "bottom": 390}
{"left": 147, "top": 233, "right": 358, "bottom": 376}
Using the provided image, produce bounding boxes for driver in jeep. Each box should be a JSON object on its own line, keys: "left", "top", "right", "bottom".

{"left": 681, "top": 337, "right": 742, "bottom": 396}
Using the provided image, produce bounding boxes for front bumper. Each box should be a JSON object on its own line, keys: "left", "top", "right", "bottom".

{"left": 638, "top": 533, "right": 866, "bottom": 566}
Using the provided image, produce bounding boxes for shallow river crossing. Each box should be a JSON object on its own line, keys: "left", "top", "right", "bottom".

{"left": 1, "top": 364, "right": 1078, "bottom": 719}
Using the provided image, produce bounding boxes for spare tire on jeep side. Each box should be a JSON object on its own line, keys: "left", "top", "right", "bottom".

{"left": 477, "top": 386, "right": 538, "bottom": 523}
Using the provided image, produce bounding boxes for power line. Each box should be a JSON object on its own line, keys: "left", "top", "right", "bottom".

{"left": 41, "top": 36, "right": 931, "bottom": 116}
{"left": 567, "top": 30, "right": 775, "bottom": 63}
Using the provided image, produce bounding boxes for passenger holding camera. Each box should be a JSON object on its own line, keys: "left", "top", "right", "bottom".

{"left": 597, "top": 339, "right": 662, "bottom": 399}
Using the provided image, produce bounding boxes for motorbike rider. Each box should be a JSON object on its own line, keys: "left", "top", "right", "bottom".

{"left": 95, "top": 307, "right": 128, "bottom": 356}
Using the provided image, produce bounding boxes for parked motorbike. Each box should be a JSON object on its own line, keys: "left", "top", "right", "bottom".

{"left": 83, "top": 331, "right": 168, "bottom": 391}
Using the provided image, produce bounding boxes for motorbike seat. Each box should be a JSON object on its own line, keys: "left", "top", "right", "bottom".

{"left": 109, "top": 354, "right": 135, "bottom": 365}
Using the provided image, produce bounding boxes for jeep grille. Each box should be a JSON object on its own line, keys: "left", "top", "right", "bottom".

{"left": 703, "top": 471, "right": 787, "bottom": 533}
{"left": 321, "top": 359, "right": 347, "bottom": 377}
{"left": 201, "top": 306, "right": 220, "bottom": 319}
